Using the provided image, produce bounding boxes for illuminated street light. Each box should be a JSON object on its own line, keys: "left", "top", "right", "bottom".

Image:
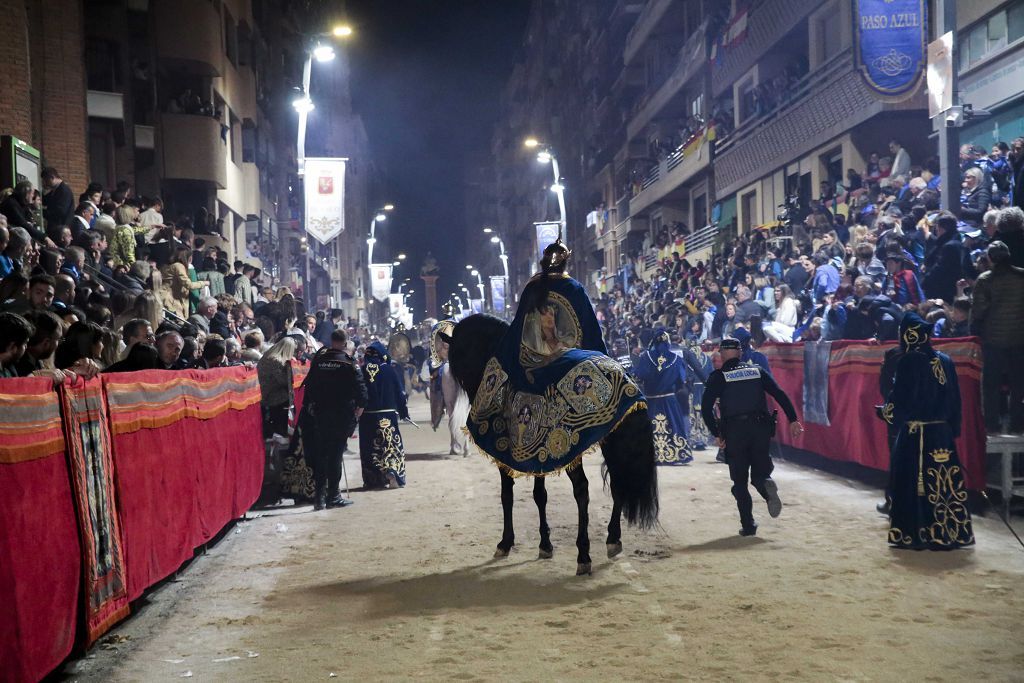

{"left": 332, "top": 24, "right": 354, "bottom": 37}
{"left": 520, "top": 138, "right": 566, "bottom": 241}
{"left": 313, "top": 44, "right": 336, "bottom": 62}
{"left": 465, "top": 264, "right": 473, "bottom": 270}
{"left": 397, "top": 253, "right": 407, "bottom": 260}
{"left": 383, "top": 204, "right": 395, "bottom": 211}
{"left": 375, "top": 212, "right": 387, "bottom": 222}
{"left": 482, "top": 227, "right": 493, "bottom": 233}
{"left": 292, "top": 96, "right": 315, "bottom": 113}
{"left": 490, "top": 235, "right": 500, "bottom": 244}
{"left": 392, "top": 261, "right": 400, "bottom": 266}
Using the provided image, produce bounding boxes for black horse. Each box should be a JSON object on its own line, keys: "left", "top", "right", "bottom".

{"left": 442, "top": 314, "right": 658, "bottom": 575}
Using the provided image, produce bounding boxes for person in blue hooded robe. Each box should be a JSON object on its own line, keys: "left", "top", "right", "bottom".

{"left": 732, "top": 327, "right": 770, "bottom": 373}
{"left": 878, "top": 312, "right": 974, "bottom": 550}
{"left": 359, "top": 341, "right": 409, "bottom": 489}
{"left": 634, "top": 329, "right": 693, "bottom": 465}
{"left": 467, "top": 239, "right": 645, "bottom": 476}
{"left": 681, "top": 337, "right": 713, "bottom": 450}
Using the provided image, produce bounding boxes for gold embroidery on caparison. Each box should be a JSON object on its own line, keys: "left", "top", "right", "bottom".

{"left": 931, "top": 356, "right": 947, "bottom": 385}
{"left": 651, "top": 413, "right": 692, "bottom": 464}
{"left": 888, "top": 526, "right": 913, "bottom": 545}
{"left": 881, "top": 403, "right": 894, "bottom": 424}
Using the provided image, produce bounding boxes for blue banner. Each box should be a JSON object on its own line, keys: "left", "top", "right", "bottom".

{"left": 534, "top": 222, "right": 561, "bottom": 263}
{"left": 490, "top": 275, "right": 507, "bottom": 313}
{"left": 853, "top": 0, "right": 927, "bottom": 99}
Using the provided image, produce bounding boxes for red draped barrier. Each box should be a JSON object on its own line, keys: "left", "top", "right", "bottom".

{"left": 762, "top": 339, "right": 986, "bottom": 490}
{"left": 0, "top": 367, "right": 264, "bottom": 681}
{"left": 0, "top": 379, "right": 80, "bottom": 683}
{"left": 103, "top": 367, "right": 263, "bottom": 600}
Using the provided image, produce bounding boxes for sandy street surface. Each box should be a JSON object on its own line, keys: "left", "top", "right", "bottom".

{"left": 65, "top": 392, "right": 1024, "bottom": 682}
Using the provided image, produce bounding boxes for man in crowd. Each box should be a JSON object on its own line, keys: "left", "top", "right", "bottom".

{"left": 42, "top": 167, "right": 75, "bottom": 229}
{"left": 189, "top": 296, "right": 218, "bottom": 334}
{"left": 52, "top": 274, "right": 76, "bottom": 311}
{"left": 992, "top": 206, "right": 1024, "bottom": 268}
{"left": 122, "top": 318, "right": 156, "bottom": 358}
{"left": 0, "top": 312, "right": 33, "bottom": 378}
{"left": 922, "top": 212, "right": 964, "bottom": 301}
{"left": 14, "top": 310, "right": 62, "bottom": 376}
{"left": 970, "top": 241, "right": 1024, "bottom": 434}
{"left": 156, "top": 330, "right": 186, "bottom": 370}
{"left": 69, "top": 202, "right": 94, "bottom": 241}
{"left": 889, "top": 139, "right": 911, "bottom": 179}
{"left": 733, "top": 286, "right": 761, "bottom": 326}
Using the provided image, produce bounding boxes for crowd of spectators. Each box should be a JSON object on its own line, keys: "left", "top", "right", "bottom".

{"left": 0, "top": 168, "right": 383, "bottom": 396}
{"left": 594, "top": 137, "right": 1024, "bottom": 434}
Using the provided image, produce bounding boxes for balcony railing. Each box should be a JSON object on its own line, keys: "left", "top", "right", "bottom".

{"left": 714, "top": 49, "right": 853, "bottom": 157}
{"left": 684, "top": 222, "right": 720, "bottom": 255}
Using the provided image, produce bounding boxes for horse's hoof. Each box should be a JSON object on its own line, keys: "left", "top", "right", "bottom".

{"left": 494, "top": 547, "right": 510, "bottom": 559}
{"left": 576, "top": 562, "right": 592, "bottom": 576}
{"left": 538, "top": 548, "right": 553, "bottom": 559}
{"left": 607, "top": 542, "right": 623, "bottom": 558}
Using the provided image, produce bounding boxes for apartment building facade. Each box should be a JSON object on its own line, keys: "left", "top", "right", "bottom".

{"left": 489, "top": 0, "right": 1019, "bottom": 295}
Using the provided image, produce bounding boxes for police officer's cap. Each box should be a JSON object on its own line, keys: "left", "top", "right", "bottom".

{"left": 719, "top": 337, "right": 741, "bottom": 350}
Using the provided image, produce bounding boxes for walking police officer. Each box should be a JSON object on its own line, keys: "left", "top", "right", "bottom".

{"left": 701, "top": 337, "right": 802, "bottom": 536}
{"left": 299, "top": 329, "right": 368, "bottom": 510}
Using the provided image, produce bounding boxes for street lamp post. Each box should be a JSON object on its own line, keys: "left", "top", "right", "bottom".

{"left": 524, "top": 138, "right": 566, "bottom": 241}
{"left": 295, "top": 26, "right": 353, "bottom": 177}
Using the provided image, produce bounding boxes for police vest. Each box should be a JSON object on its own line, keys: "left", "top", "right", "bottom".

{"left": 717, "top": 363, "right": 769, "bottom": 420}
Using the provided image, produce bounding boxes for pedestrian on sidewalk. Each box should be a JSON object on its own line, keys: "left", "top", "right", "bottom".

{"left": 299, "top": 329, "right": 367, "bottom": 510}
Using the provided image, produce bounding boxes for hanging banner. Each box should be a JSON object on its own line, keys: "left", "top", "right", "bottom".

{"left": 399, "top": 305, "right": 414, "bottom": 330}
{"left": 853, "top": 0, "right": 927, "bottom": 100}
{"left": 534, "top": 221, "right": 561, "bottom": 262}
{"left": 303, "top": 157, "right": 347, "bottom": 244}
{"left": 388, "top": 293, "right": 403, "bottom": 317}
{"left": 470, "top": 298, "right": 484, "bottom": 314}
{"left": 369, "top": 264, "right": 393, "bottom": 303}
{"left": 490, "top": 275, "right": 507, "bottom": 313}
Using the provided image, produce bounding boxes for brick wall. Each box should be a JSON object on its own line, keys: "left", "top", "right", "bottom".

{"left": 29, "top": 0, "right": 89, "bottom": 192}
{"left": 0, "top": 0, "right": 34, "bottom": 145}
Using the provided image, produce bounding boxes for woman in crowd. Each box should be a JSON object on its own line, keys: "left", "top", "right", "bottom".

{"left": 110, "top": 204, "right": 141, "bottom": 268}
{"left": 160, "top": 244, "right": 206, "bottom": 322}
{"left": 54, "top": 320, "right": 104, "bottom": 370}
{"left": 762, "top": 284, "right": 800, "bottom": 343}
{"left": 257, "top": 336, "right": 297, "bottom": 439}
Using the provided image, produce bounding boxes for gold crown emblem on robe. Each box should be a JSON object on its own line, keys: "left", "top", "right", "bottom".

{"left": 931, "top": 449, "right": 951, "bottom": 463}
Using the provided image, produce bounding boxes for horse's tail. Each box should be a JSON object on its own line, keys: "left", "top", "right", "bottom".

{"left": 601, "top": 408, "right": 659, "bottom": 529}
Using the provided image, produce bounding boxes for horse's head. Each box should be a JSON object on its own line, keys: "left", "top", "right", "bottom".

{"left": 440, "top": 314, "right": 509, "bottom": 403}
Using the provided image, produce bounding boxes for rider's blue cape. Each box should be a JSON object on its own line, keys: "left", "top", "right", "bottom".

{"left": 467, "top": 274, "right": 645, "bottom": 476}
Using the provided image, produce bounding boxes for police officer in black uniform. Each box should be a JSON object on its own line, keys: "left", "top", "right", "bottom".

{"left": 299, "top": 329, "right": 368, "bottom": 510}
{"left": 701, "top": 337, "right": 802, "bottom": 536}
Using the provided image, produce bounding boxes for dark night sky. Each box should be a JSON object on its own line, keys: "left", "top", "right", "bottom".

{"left": 343, "top": 0, "right": 530, "bottom": 316}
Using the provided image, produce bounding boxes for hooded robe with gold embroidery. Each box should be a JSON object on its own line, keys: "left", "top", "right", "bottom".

{"left": 880, "top": 313, "right": 974, "bottom": 550}
{"left": 633, "top": 329, "right": 693, "bottom": 465}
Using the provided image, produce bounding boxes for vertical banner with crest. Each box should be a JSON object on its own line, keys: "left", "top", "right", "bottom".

{"left": 490, "top": 275, "right": 506, "bottom": 313}
{"left": 388, "top": 293, "right": 403, "bottom": 317}
{"left": 303, "top": 158, "right": 347, "bottom": 244}
{"left": 534, "top": 221, "right": 561, "bottom": 262}
{"left": 369, "top": 264, "right": 393, "bottom": 303}
{"left": 853, "top": 0, "right": 928, "bottom": 101}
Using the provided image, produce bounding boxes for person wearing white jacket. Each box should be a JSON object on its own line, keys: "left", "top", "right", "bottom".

{"left": 763, "top": 284, "right": 800, "bottom": 343}
{"left": 440, "top": 360, "right": 470, "bottom": 455}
